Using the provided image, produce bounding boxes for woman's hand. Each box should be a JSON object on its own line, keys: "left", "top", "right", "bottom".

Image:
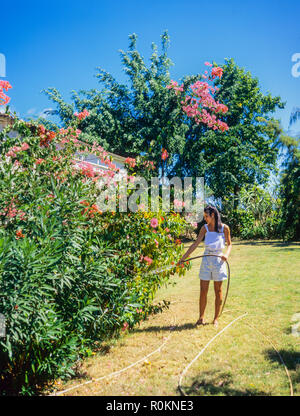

{"left": 176, "top": 259, "right": 184, "bottom": 266}
{"left": 221, "top": 254, "right": 228, "bottom": 262}
{"left": 176, "top": 226, "right": 205, "bottom": 267}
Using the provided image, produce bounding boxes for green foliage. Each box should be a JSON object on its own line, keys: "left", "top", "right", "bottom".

{"left": 42, "top": 34, "right": 285, "bottom": 212}
{"left": 221, "top": 185, "right": 281, "bottom": 239}
{"left": 43, "top": 31, "right": 190, "bottom": 177}
{"left": 277, "top": 135, "right": 300, "bottom": 241}
{"left": 0, "top": 117, "right": 188, "bottom": 395}
{"left": 179, "top": 59, "right": 285, "bottom": 202}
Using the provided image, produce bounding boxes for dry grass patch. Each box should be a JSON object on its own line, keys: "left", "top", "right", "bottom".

{"left": 46, "top": 240, "right": 300, "bottom": 396}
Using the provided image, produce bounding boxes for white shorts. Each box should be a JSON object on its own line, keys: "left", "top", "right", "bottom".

{"left": 199, "top": 251, "right": 227, "bottom": 281}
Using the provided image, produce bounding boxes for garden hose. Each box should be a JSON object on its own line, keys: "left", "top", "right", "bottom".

{"left": 177, "top": 311, "right": 294, "bottom": 397}
{"left": 150, "top": 254, "right": 230, "bottom": 317}
{"left": 179, "top": 254, "right": 231, "bottom": 317}
{"left": 49, "top": 314, "right": 178, "bottom": 396}
{"left": 49, "top": 256, "right": 294, "bottom": 397}
{"left": 49, "top": 255, "right": 230, "bottom": 395}
{"left": 178, "top": 313, "right": 248, "bottom": 396}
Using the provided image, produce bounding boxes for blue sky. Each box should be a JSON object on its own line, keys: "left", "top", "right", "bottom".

{"left": 1, "top": 0, "right": 300, "bottom": 133}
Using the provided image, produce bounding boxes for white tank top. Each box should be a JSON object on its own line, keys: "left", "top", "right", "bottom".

{"left": 204, "top": 224, "right": 225, "bottom": 250}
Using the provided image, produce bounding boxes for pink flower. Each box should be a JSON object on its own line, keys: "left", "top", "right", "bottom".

{"left": 0, "top": 80, "right": 12, "bottom": 106}
{"left": 34, "top": 158, "right": 45, "bottom": 165}
{"left": 6, "top": 150, "right": 17, "bottom": 158}
{"left": 174, "top": 199, "right": 184, "bottom": 208}
{"left": 143, "top": 256, "right": 153, "bottom": 265}
{"left": 122, "top": 322, "right": 129, "bottom": 331}
{"left": 161, "top": 148, "right": 169, "bottom": 161}
{"left": 21, "top": 142, "right": 30, "bottom": 151}
{"left": 166, "top": 80, "right": 179, "bottom": 89}
{"left": 16, "top": 229, "right": 25, "bottom": 239}
{"left": 150, "top": 218, "right": 159, "bottom": 228}
{"left": 74, "top": 109, "right": 90, "bottom": 120}
{"left": 125, "top": 157, "right": 136, "bottom": 168}
{"left": 18, "top": 211, "right": 26, "bottom": 221}
{"left": 38, "top": 125, "right": 46, "bottom": 135}
{"left": 168, "top": 65, "right": 229, "bottom": 134}
{"left": 166, "top": 80, "right": 184, "bottom": 95}
{"left": 0, "top": 80, "right": 12, "bottom": 91}
{"left": 154, "top": 239, "right": 159, "bottom": 248}
{"left": 143, "top": 160, "right": 156, "bottom": 170}
{"left": 5, "top": 143, "right": 29, "bottom": 158}
{"left": 12, "top": 146, "right": 22, "bottom": 152}
{"left": 211, "top": 66, "right": 223, "bottom": 79}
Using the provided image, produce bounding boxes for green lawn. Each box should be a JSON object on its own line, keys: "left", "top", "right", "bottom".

{"left": 46, "top": 240, "right": 300, "bottom": 396}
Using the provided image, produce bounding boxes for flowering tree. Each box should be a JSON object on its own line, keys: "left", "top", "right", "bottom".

{"left": 161, "top": 62, "right": 229, "bottom": 176}
{"left": 42, "top": 32, "right": 207, "bottom": 176}
{"left": 42, "top": 33, "right": 285, "bottom": 206}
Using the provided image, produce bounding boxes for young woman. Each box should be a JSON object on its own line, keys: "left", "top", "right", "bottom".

{"left": 179, "top": 205, "right": 232, "bottom": 327}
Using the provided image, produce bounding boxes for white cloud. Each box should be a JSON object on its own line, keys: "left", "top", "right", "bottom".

{"left": 38, "top": 108, "right": 54, "bottom": 118}
{"left": 26, "top": 108, "right": 37, "bottom": 115}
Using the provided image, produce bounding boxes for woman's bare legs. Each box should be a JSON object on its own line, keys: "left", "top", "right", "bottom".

{"left": 196, "top": 280, "right": 210, "bottom": 325}
{"left": 213, "top": 281, "right": 223, "bottom": 326}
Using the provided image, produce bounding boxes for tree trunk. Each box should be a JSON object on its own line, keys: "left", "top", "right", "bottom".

{"left": 233, "top": 184, "right": 240, "bottom": 211}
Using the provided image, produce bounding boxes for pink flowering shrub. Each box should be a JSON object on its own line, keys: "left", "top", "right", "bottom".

{"left": 0, "top": 110, "right": 189, "bottom": 395}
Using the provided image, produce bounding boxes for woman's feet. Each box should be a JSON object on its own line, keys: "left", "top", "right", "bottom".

{"left": 195, "top": 318, "right": 208, "bottom": 326}
{"left": 196, "top": 318, "right": 220, "bottom": 327}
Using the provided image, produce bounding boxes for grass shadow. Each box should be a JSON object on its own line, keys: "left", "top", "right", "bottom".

{"left": 264, "top": 349, "right": 300, "bottom": 392}
{"left": 264, "top": 349, "right": 300, "bottom": 371}
{"left": 233, "top": 240, "right": 300, "bottom": 247}
{"left": 179, "top": 370, "right": 270, "bottom": 396}
{"left": 271, "top": 247, "right": 300, "bottom": 252}
{"left": 131, "top": 322, "right": 202, "bottom": 334}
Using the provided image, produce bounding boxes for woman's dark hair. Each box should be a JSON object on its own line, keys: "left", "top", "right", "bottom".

{"left": 204, "top": 205, "right": 222, "bottom": 232}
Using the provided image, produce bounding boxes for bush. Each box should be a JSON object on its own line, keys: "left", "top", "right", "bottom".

{"left": 0, "top": 115, "right": 188, "bottom": 395}
{"left": 221, "top": 185, "right": 281, "bottom": 240}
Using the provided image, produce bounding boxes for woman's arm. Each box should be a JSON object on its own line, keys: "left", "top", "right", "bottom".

{"left": 178, "top": 225, "right": 206, "bottom": 264}
{"left": 221, "top": 224, "right": 232, "bottom": 261}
